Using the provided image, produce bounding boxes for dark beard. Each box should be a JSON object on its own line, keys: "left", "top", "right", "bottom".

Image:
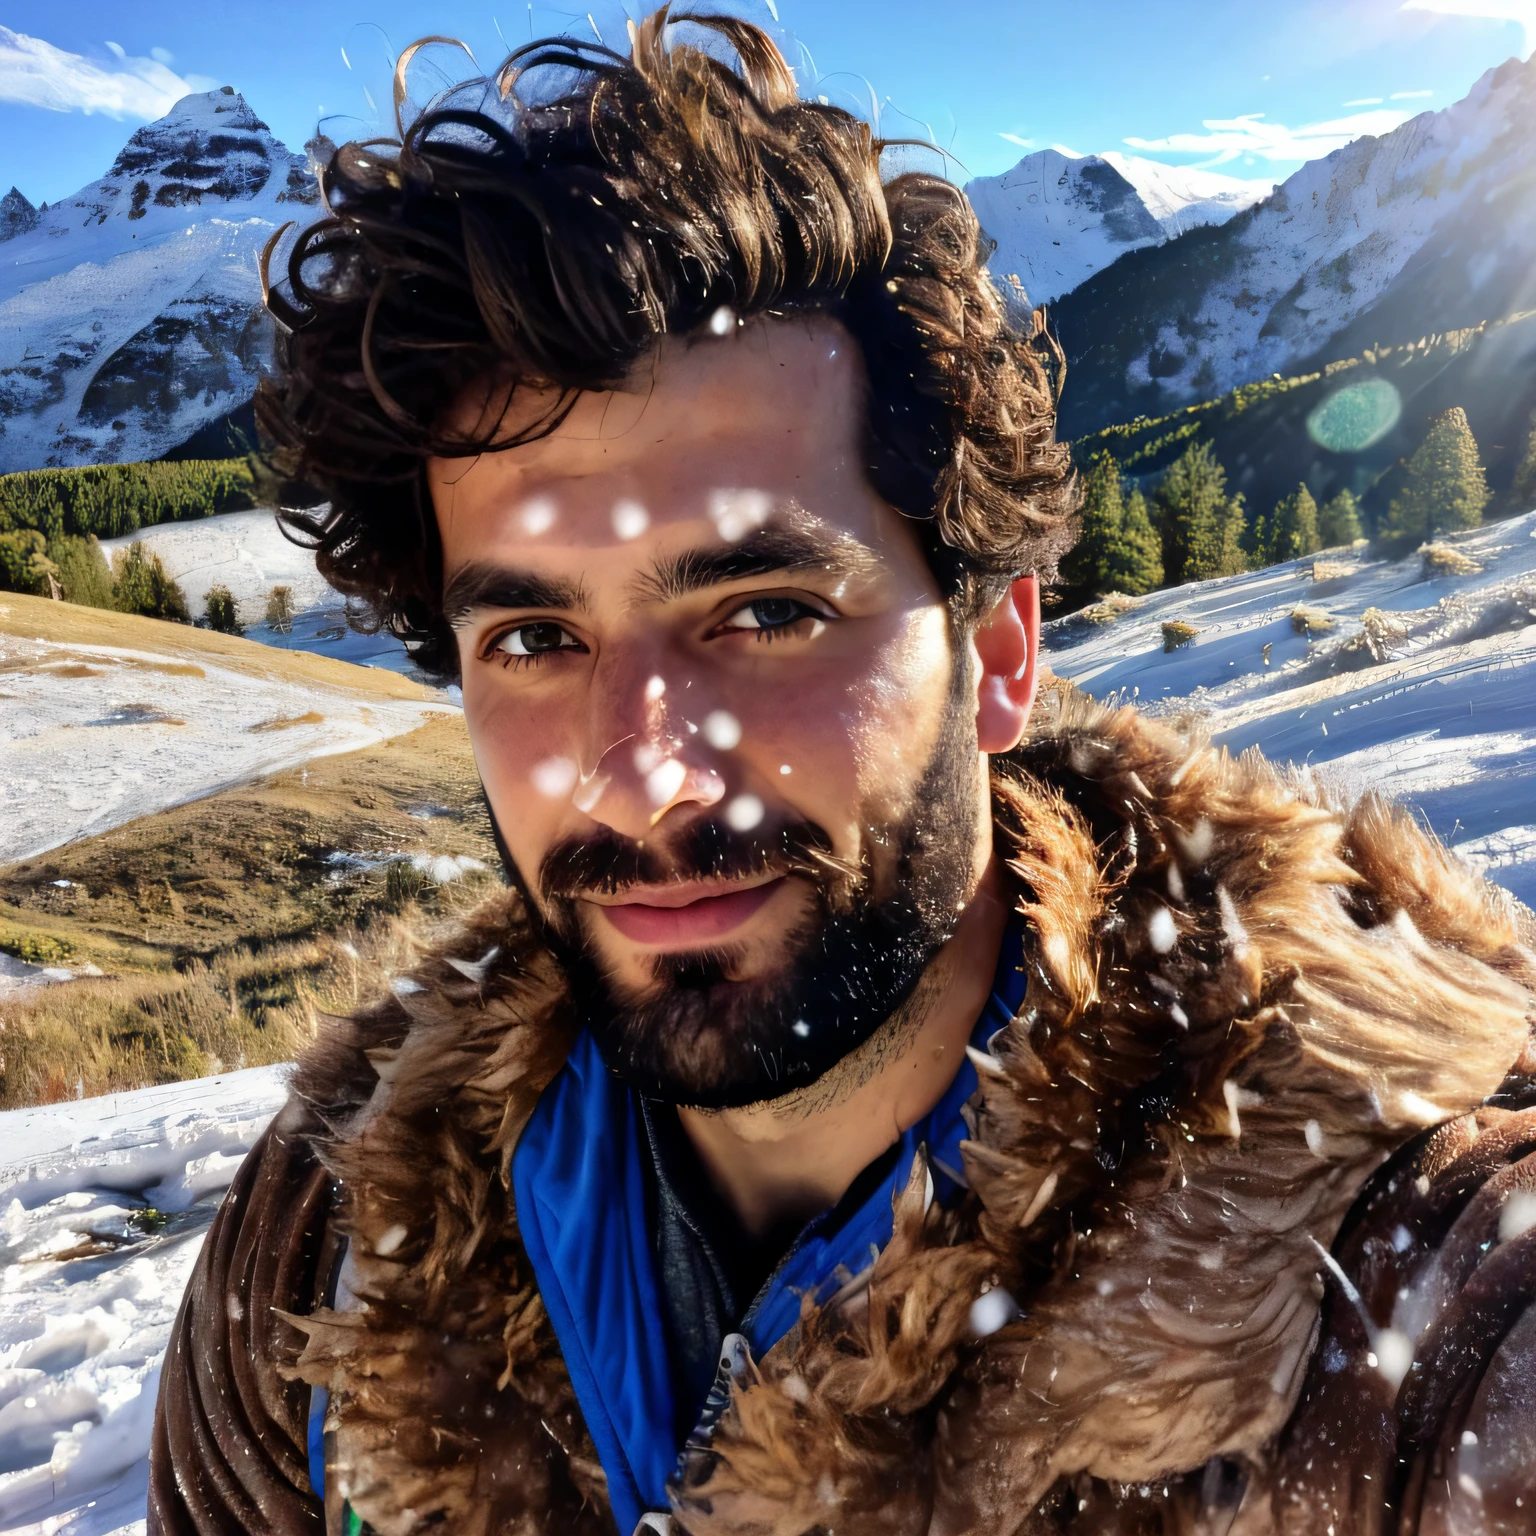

{"left": 491, "top": 687, "right": 981, "bottom": 1109}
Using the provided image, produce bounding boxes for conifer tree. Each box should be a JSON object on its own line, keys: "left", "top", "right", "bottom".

{"left": 1379, "top": 406, "right": 1490, "bottom": 553}
{"left": 50, "top": 534, "right": 114, "bottom": 609}
{"left": 1060, "top": 450, "right": 1125, "bottom": 594}
{"left": 0, "top": 528, "right": 57, "bottom": 595}
{"left": 1318, "top": 488, "right": 1363, "bottom": 546}
{"left": 1268, "top": 483, "right": 1322, "bottom": 564}
{"left": 111, "top": 542, "right": 190, "bottom": 623}
{"left": 204, "top": 584, "right": 243, "bottom": 634}
{"left": 1109, "top": 487, "right": 1164, "bottom": 594}
{"left": 1506, "top": 410, "right": 1536, "bottom": 514}
{"left": 1156, "top": 441, "right": 1247, "bottom": 583}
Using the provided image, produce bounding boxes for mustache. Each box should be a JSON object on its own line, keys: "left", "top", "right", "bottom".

{"left": 538, "top": 813, "right": 856, "bottom": 900}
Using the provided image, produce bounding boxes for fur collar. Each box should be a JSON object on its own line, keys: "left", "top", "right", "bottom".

{"left": 282, "top": 685, "right": 1536, "bottom": 1536}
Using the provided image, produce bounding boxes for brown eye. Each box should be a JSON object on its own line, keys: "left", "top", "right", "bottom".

{"left": 491, "top": 622, "right": 585, "bottom": 659}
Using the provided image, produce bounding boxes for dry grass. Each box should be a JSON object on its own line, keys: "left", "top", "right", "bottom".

{"left": 0, "top": 906, "right": 466, "bottom": 1108}
{"left": 1, "top": 713, "right": 500, "bottom": 1108}
{"left": 0, "top": 940, "right": 325, "bottom": 1106}
{"left": 1420, "top": 542, "right": 1484, "bottom": 580}
{"left": 1290, "top": 604, "right": 1338, "bottom": 636}
{"left": 1162, "top": 620, "right": 1200, "bottom": 652}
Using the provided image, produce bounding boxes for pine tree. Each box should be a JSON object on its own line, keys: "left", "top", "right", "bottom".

{"left": 1506, "top": 410, "right": 1536, "bottom": 514}
{"left": 0, "top": 528, "right": 58, "bottom": 595}
{"left": 204, "top": 584, "right": 243, "bottom": 634}
{"left": 112, "top": 542, "right": 190, "bottom": 623}
{"left": 1267, "top": 483, "right": 1322, "bottom": 564}
{"left": 50, "top": 534, "right": 114, "bottom": 609}
{"left": 1379, "top": 406, "right": 1490, "bottom": 553}
{"left": 1318, "top": 488, "right": 1363, "bottom": 547}
{"left": 1156, "top": 441, "right": 1247, "bottom": 583}
{"left": 1060, "top": 451, "right": 1126, "bottom": 594}
{"left": 1108, "top": 487, "right": 1164, "bottom": 594}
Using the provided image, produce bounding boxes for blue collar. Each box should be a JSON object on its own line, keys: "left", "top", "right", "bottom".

{"left": 511, "top": 922, "right": 1027, "bottom": 1533}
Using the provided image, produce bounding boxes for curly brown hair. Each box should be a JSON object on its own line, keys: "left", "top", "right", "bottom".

{"left": 259, "top": 8, "right": 1077, "bottom": 680}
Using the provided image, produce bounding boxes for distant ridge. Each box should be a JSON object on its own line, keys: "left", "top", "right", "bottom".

{"left": 1051, "top": 53, "right": 1536, "bottom": 438}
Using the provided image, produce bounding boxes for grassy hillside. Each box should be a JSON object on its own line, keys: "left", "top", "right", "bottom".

{"left": 0, "top": 712, "right": 498, "bottom": 1108}
{"left": 0, "top": 592, "right": 493, "bottom": 1109}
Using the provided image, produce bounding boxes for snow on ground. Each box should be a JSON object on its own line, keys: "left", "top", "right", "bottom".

{"left": 1045, "top": 509, "right": 1536, "bottom": 907}
{"left": 99, "top": 510, "right": 419, "bottom": 677}
{"left": 0, "top": 1069, "right": 290, "bottom": 1536}
{"left": 0, "top": 618, "right": 456, "bottom": 865}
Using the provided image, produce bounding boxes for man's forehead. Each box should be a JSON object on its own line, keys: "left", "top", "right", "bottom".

{"left": 431, "top": 314, "right": 863, "bottom": 495}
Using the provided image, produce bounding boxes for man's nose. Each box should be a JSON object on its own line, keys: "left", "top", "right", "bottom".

{"left": 573, "top": 659, "right": 729, "bottom": 840}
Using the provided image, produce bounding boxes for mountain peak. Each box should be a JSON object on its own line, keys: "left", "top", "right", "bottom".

{"left": 965, "top": 149, "right": 1266, "bottom": 307}
{"left": 0, "top": 86, "right": 319, "bottom": 471}
{"left": 0, "top": 186, "right": 39, "bottom": 243}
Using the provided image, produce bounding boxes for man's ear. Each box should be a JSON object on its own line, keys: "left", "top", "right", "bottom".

{"left": 972, "top": 575, "right": 1041, "bottom": 755}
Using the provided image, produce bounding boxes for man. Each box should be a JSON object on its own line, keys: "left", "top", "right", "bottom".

{"left": 151, "top": 13, "right": 1536, "bottom": 1535}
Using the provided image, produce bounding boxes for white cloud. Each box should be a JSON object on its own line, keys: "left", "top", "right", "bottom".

{"left": 0, "top": 26, "right": 214, "bottom": 119}
{"left": 1390, "top": 87, "right": 1435, "bottom": 97}
{"left": 998, "top": 131, "right": 1033, "bottom": 148}
{"left": 1400, "top": 0, "right": 1536, "bottom": 56}
{"left": 1344, "top": 95, "right": 1385, "bottom": 104}
{"left": 1124, "top": 106, "right": 1411, "bottom": 166}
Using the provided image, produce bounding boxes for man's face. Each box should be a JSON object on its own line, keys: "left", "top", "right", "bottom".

{"left": 430, "top": 317, "right": 993, "bottom": 1106}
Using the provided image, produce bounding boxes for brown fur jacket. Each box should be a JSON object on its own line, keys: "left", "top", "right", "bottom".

{"left": 149, "top": 688, "right": 1536, "bottom": 1536}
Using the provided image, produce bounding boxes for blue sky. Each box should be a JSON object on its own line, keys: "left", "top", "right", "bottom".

{"left": 2, "top": 0, "right": 1533, "bottom": 207}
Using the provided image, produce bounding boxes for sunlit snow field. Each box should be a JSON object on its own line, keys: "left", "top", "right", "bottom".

{"left": 1, "top": 512, "right": 1534, "bottom": 1534}
{"left": 1044, "top": 510, "right": 1536, "bottom": 906}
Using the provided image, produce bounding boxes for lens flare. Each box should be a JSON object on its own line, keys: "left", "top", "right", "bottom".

{"left": 1306, "top": 377, "right": 1401, "bottom": 453}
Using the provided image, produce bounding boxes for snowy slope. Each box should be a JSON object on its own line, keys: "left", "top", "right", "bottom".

{"left": 0, "top": 596, "right": 455, "bottom": 864}
{"left": 0, "top": 1068, "right": 289, "bottom": 1536}
{"left": 2, "top": 517, "right": 1533, "bottom": 1535}
{"left": 97, "top": 510, "right": 418, "bottom": 676}
{"left": 1045, "top": 511, "right": 1536, "bottom": 907}
{"left": 964, "top": 149, "right": 1268, "bottom": 307}
{"left": 0, "top": 90, "right": 315, "bottom": 471}
{"left": 1054, "top": 53, "right": 1536, "bottom": 432}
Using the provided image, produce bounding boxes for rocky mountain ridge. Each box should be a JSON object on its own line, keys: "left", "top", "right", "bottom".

{"left": 0, "top": 88, "right": 317, "bottom": 471}
{"left": 965, "top": 149, "right": 1268, "bottom": 307}
{"left": 1051, "top": 52, "right": 1536, "bottom": 438}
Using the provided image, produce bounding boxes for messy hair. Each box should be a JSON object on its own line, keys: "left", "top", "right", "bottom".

{"left": 259, "top": 8, "right": 1077, "bottom": 679}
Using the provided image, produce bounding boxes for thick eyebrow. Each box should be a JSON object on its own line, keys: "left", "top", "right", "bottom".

{"left": 442, "top": 562, "right": 589, "bottom": 628}
{"left": 635, "top": 526, "right": 878, "bottom": 604}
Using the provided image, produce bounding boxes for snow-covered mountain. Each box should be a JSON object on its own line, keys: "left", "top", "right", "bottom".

{"left": 965, "top": 149, "right": 1268, "bottom": 307}
{"left": 0, "top": 89, "right": 318, "bottom": 472}
{"left": 1054, "top": 52, "right": 1536, "bottom": 435}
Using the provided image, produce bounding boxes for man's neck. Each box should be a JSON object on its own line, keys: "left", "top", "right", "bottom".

{"left": 676, "top": 857, "right": 1012, "bottom": 1240}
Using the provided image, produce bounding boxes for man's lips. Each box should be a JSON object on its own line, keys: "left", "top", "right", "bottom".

{"left": 588, "top": 876, "right": 785, "bottom": 946}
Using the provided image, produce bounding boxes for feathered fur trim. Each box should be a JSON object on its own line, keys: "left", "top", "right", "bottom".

{"left": 280, "top": 685, "right": 1536, "bottom": 1536}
